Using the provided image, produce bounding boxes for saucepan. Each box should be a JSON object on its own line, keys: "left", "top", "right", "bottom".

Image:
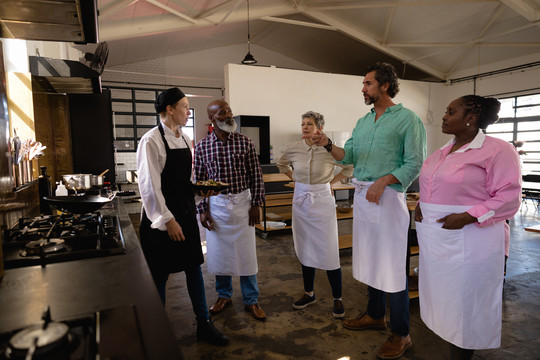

{"left": 91, "top": 169, "right": 110, "bottom": 187}
{"left": 44, "top": 194, "right": 114, "bottom": 214}
{"left": 62, "top": 174, "right": 92, "bottom": 191}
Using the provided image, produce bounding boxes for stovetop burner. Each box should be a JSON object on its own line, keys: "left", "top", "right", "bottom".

{"left": 24, "top": 239, "right": 66, "bottom": 256}
{"left": 0, "top": 307, "right": 95, "bottom": 360}
{"left": 2, "top": 212, "right": 126, "bottom": 269}
{"left": 0, "top": 305, "right": 147, "bottom": 360}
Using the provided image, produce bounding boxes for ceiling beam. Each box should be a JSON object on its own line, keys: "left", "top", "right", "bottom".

{"left": 144, "top": 0, "right": 199, "bottom": 24}
{"left": 99, "top": 0, "right": 139, "bottom": 19}
{"left": 300, "top": 7, "right": 446, "bottom": 79}
{"left": 308, "top": 0, "right": 498, "bottom": 11}
{"left": 410, "top": 19, "right": 540, "bottom": 63}
{"left": 99, "top": 5, "right": 298, "bottom": 41}
{"left": 216, "top": 0, "right": 244, "bottom": 25}
{"left": 195, "top": 0, "right": 240, "bottom": 21}
{"left": 500, "top": 0, "right": 540, "bottom": 22}
{"left": 260, "top": 16, "right": 336, "bottom": 30}
{"left": 382, "top": 0, "right": 397, "bottom": 45}
{"left": 446, "top": 4, "right": 504, "bottom": 75}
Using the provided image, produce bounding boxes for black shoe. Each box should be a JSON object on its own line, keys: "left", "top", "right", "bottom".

{"left": 293, "top": 293, "right": 316, "bottom": 310}
{"left": 333, "top": 299, "right": 345, "bottom": 318}
{"left": 197, "top": 319, "right": 229, "bottom": 346}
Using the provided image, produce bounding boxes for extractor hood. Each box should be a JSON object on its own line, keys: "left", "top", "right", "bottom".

{"left": 29, "top": 56, "right": 101, "bottom": 94}
{"left": 0, "top": 0, "right": 98, "bottom": 44}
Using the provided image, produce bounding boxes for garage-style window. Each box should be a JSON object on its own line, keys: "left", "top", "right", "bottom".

{"left": 486, "top": 93, "right": 540, "bottom": 174}
{"left": 107, "top": 86, "right": 195, "bottom": 152}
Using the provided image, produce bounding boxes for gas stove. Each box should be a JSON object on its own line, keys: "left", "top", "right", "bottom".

{"left": 0, "top": 305, "right": 146, "bottom": 360}
{"left": 2, "top": 212, "right": 126, "bottom": 269}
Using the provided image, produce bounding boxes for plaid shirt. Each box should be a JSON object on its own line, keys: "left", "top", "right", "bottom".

{"left": 194, "top": 131, "right": 265, "bottom": 213}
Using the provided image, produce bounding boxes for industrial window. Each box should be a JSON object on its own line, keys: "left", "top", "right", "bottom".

{"left": 486, "top": 93, "right": 540, "bottom": 174}
{"left": 106, "top": 85, "right": 195, "bottom": 152}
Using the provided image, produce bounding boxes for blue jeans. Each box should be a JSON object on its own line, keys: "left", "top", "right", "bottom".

{"left": 367, "top": 279, "right": 410, "bottom": 337}
{"left": 215, "top": 274, "right": 260, "bottom": 305}
{"left": 302, "top": 265, "right": 342, "bottom": 298}
{"left": 153, "top": 265, "right": 210, "bottom": 322}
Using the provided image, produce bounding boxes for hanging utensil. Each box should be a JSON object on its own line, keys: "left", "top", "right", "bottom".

{"left": 12, "top": 129, "right": 21, "bottom": 165}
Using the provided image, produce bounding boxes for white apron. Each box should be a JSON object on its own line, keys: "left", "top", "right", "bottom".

{"left": 352, "top": 179, "right": 409, "bottom": 292}
{"left": 415, "top": 202, "right": 504, "bottom": 349}
{"left": 292, "top": 182, "right": 340, "bottom": 270}
{"left": 205, "top": 189, "right": 258, "bottom": 276}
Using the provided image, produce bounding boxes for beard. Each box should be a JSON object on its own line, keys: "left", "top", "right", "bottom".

{"left": 216, "top": 119, "right": 237, "bottom": 133}
{"left": 364, "top": 94, "right": 377, "bottom": 105}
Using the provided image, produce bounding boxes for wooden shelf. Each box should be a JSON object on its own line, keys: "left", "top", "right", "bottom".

{"left": 408, "top": 272, "right": 419, "bottom": 299}
{"left": 337, "top": 210, "right": 353, "bottom": 220}
{"left": 339, "top": 234, "right": 352, "bottom": 249}
{"left": 266, "top": 193, "right": 293, "bottom": 200}
{"left": 255, "top": 224, "right": 291, "bottom": 232}
{"left": 265, "top": 198, "right": 294, "bottom": 207}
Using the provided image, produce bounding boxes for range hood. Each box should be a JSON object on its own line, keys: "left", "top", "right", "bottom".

{"left": 0, "top": 0, "right": 98, "bottom": 44}
{"left": 29, "top": 56, "right": 101, "bottom": 94}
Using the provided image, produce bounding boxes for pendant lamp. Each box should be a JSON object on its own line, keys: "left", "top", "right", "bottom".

{"left": 241, "top": 0, "right": 257, "bottom": 65}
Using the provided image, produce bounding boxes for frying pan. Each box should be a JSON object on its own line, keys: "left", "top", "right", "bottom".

{"left": 43, "top": 195, "right": 113, "bottom": 214}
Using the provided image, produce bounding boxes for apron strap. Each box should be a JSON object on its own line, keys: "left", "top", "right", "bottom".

{"left": 158, "top": 123, "right": 171, "bottom": 153}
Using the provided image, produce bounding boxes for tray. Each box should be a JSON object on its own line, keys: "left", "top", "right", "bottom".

{"left": 192, "top": 182, "right": 230, "bottom": 192}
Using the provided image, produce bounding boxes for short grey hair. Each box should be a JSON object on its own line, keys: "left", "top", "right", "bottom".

{"left": 302, "top": 111, "right": 325, "bottom": 129}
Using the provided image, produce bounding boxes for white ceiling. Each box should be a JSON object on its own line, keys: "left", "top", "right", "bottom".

{"left": 94, "top": 0, "right": 540, "bottom": 81}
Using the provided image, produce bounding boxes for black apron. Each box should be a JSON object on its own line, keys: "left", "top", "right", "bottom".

{"left": 140, "top": 124, "right": 204, "bottom": 275}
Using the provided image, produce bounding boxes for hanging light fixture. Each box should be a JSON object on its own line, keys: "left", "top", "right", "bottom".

{"left": 241, "top": 0, "right": 257, "bottom": 65}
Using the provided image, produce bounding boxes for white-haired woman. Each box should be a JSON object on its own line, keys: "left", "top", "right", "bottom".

{"left": 277, "top": 111, "right": 352, "bottom": 318}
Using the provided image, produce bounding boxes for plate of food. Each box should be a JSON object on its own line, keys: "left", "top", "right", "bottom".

{"left": 192, "top": 180, "right": 230, "bottom": 192}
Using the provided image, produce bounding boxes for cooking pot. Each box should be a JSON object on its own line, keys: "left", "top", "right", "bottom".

{"left": 62, "top": 174, "right": 92, "bottom": 190}
{"left": 44, "top": 195, "right": 113, "bottom": 214}
{"left": 91, "top": 175, "right": 104, "bottom": 187}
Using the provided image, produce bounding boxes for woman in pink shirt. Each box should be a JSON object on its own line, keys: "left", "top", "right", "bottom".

{"left": 415, "top": 95, "right": 521, "bottom": 360}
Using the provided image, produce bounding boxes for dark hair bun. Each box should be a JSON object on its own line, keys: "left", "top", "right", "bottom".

{"left": 461, "top": 95, "right": 501, "bottom": 129}
{"left": 481, "top": 97, "right": 501, "bottom": 127}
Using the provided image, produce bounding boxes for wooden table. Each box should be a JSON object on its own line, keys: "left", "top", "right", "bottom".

{"left": 262, "top": 173, "right": 291, "bottom": 183}
{"left": 525, "top": 224, "right": 540, "bottom": 233}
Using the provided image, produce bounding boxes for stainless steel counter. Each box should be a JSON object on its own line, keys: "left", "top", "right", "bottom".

{"left": 0, "top": 199, "right": 183, "bottom": 359}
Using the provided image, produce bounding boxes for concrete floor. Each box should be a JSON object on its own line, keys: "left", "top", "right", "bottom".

{"left": 132, "top": 203, "right": 540, "bottom": 360}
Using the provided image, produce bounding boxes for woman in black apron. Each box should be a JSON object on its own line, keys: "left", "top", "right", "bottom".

{"left": 137, "top": 87, "right": 228, "bottom": 346}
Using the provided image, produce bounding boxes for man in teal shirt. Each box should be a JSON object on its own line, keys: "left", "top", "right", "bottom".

{"left": 308, "top": 62, "right": 426, "bottom": 360}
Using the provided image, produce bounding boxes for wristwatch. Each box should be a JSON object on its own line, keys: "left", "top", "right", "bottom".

{"left": 323, "top": 138, "right": 333, "bottom": 152}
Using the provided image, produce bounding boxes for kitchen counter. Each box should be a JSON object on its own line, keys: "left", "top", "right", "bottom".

{"left": 0, "top": 199, "right": 183, "bottom": 359}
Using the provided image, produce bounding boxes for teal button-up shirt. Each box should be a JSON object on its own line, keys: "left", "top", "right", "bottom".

{"left": 339, "top": 103, "right": 426, "bottom": 192}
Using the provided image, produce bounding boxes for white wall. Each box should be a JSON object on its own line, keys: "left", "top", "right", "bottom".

{"left": 225, "top": 62, "right": 540, "bottom": 159}
{"left": 225, "top": 63, "right": 442, "bottom": 158}
{"left": 431, "top": 55, "right": 540, "bottom": 148}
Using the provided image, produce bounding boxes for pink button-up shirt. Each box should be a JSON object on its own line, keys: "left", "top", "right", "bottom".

{"left": 419, "top": 131, "right": 522, "bottom": 226}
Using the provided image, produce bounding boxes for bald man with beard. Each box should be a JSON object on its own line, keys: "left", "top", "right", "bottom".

{"left": 194, "top": 100, "right": 267, "bottom": 322}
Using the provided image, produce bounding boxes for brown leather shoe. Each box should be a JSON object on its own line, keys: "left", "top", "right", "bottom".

{"left": 376, "top": 334, "right": 412, "bottom": 359}
{"left": 342, "top": 313, "right": 386, "bottom": 331}
{"left": 244, "top": 303, "right": 267, "bottom": 322}
{"left": 209, "top": 297, "right": 232, "bottom": 314}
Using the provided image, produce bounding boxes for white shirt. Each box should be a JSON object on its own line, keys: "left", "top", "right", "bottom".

{"left": 136, "top": 121, "right": 191, "bottom": 231}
